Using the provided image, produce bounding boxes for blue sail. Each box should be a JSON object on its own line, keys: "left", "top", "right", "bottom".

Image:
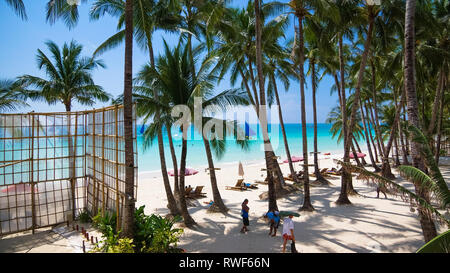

{"left": 245, "top": 122, "right": 256, "bottom": 138}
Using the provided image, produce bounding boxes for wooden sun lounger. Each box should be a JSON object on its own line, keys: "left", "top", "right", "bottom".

{"left": 188, "top": 186, "right": 207, "bottom": 198}
{"left": 225, "top": 179, "right": 247, "bottom": 191}
{"left": 326, "top": 171, "right": 342, "bottom": 176}
{"left": 184, "top": 187, "right": 193, "bottom": 197}
{"left": 310, "top": 168, "right": 331, "bottom": 177}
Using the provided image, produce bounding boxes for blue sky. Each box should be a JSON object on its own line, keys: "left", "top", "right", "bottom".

{"left": 0, "top": 0, "right": 340, "bottom": 123}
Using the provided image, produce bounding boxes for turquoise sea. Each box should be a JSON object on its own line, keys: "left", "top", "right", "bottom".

{"left": 137, "top": 123, "right": 356, "bottom": 172}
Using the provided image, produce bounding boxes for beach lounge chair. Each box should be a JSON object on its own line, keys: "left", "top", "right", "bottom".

{"left": 188, "top": 186, "right": 207, "bottom": 198}
{"left": 284, "top": 172, "right": 299, "bottom": 181}
{"left": 255, "top": 179, "right": 269, "bottom": 185}
{"left": 310, "top": 168, "right": 330, "bottom": 178}
{"left": 326, "top": 168, "right": 342, "bottom": 176}
{"left": 184, "top": 187, "right": 193, "bottom": 197}
{"left": 284, "top": 176, "right": 295, "bottom": 181}
{"left": 243, "top": 182, "right": 258, "bottom": 189}
{"left": 225, "top": 179, "right": 247, "bottom": 191}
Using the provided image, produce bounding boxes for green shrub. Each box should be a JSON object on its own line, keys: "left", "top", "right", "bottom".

{"left": 91, "top": 206, "right": 183, "bottom": 253}
{"left": 92, "top": 227, "right": 135, "bottom": 253}
{"left": 77, "top": 208, "right": 91, "bottom": 223}
{"left": 134, "top": 206, "right": 183, "bottom": 253}
{"left": 92, "top": 210, "right": 117, "bottom": 235}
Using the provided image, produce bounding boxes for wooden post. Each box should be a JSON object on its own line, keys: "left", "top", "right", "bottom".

{"left": 114, "top": 105, "right": 120, "bottom": 231}
{"left": 133, "top": 104, "right": 138, "bottom": 200}
{"left": 92, "top": 110, "right": 97, "bottom": 214}
{"left": 30, "top": 113, "right": 36, "bottom": 234}
{"left": 101, "top": 109, "right": 106, "bottom": 216}
{"left": 72, "top": 112, "right": 78, "bottom": 220}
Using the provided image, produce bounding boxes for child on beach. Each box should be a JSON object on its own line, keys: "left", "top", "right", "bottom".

{"left": 240, "top": 199, "right": 250, "bottom": 233}
{"left": 265, "top": 210, "right": 280, "bottom": 237}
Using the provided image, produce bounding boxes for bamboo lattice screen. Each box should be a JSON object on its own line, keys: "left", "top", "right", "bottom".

{"left": 0, "top": 105, "right": 137, "bottom": 235}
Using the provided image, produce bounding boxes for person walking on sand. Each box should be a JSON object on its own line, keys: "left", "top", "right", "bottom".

{"left": 240, "top": 199, "right": 250, "bottom": 233}
{"left": 376, "top": 183, "right": 388, "bottom": 199}
{"left": 266, "top": 209, "right": 280, "bottom": 237}
{"left": 282, "top": 214, "right": 298, "bottom": 253}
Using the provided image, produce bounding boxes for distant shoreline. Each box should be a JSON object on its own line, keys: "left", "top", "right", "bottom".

{"left": 138, "top": 148, "right": 347, "bottom": 180}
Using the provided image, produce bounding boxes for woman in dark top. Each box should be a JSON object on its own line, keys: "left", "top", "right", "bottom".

{"left": 240, "top": 199, "right": 249, "bottom": 233}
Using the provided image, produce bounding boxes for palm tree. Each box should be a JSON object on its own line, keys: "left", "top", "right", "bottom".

{"left": 213, "top": 1, "right": 292, "bottom": 211}
{"left": 327, "top": 0, "right": 360, "bottom": 205}
{"left": 4, "top": 0, "right": 27, "bottom": 20}
{"left": 136, "top": 40, "right": 223, "bottom": 226}
{"left": 134, "top": 55, "right": 249, "bottom": 214}
{"left": 404, "top": 0, "right": 438, "bottom": 243}
{"left": 90, "top": 0, "right": 182, "bottom": 217}
{"left": 304, "top": 17, "right": 334, "bottom": 185}
{"left": 133, "top": 67, "right": 181, "bottom": 217}
{"left": 175, "top": 0, "right": 241, "bottom": 214}
{"left": 18, "top": 40, "right": 109, "bottom": 112}
{"left": 255, "top": 0, "right": 291, "bottom": 211}
{"left": 0, "top": 79, "right": 28, "bottom": 112}
{"left": 338, "top": 0, "right": 378, "bottom": 205}
{"left": 326, "top": 98, "right": 364, "bottom": 147}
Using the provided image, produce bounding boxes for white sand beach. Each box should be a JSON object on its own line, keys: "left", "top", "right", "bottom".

{"left": 1, "top": 153, "right": 449, "bottom": 253}
{"left": 136, "top": 153, "right": 449, "bottom": 253}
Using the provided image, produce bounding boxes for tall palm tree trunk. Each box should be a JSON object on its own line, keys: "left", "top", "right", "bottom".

{"left": 185, "top": 26, "right": 229, "bottom": 215}
{"left": 381, "top": 88, "right": 407, "bottom": 179}
{"left": 399, "top": 115, "right": 410, "bottom": 165}
{"left": 255, "top": 0, "right": 278, "bottom": 212}
{"left": 179, "top": 127, "right": 196, "bottom": 227}
{"left": 247, "top": 61, "right": 285, "bottom": 192}
{"left": 353, "top": 137, "right": 367, "bottom": 165}
{"left": 428, "top": 69, "right": 444, "bottom": 151}
{"left": 336, "top": 34, "right": 351, "bottom": 205}
{"left": 368, "top": 99, "right": 385, "bottom": 159}
{"left": 296, "top": 9, "right": 314, "bottom": 211}
{"left": 122, "top": 0, "right": 135, "bottom": 238}
{"left": 272, "top": 74, "right": 298, "bottom": 184}
{"left": 435, "top": 86, "right": 445, "bottom": 164}
{"left": 145, "top": 32, "right": 179, "bottom": 216}
{"left": 64, "top": 103, "right": 76, "bottom": 219}
{"left": 394, "top": 133, "right": 401, "bottom": 166}
{"left": 343, "top": 11, "right": 376, "bottom": 202}
{"left": 141, "top": 0, "right": 179, "bottom": 217}
{"left": 203, "top": 137, "right": 229, "bottom": 212}
{"left": 404, "top": 0, "right": 437, "bottom": 242}
{"left": 311, "top": 59, "right": 328, "bottom": 185}
{"left": 365, "top": 101, "right": 380, "bottom": 162}
{"left": 359, "top": 97, "right": 380, "bottom": 171}
{"left": 156, "top": 124, "right": 180, "bottom": 216}
{"left": 166, "top": 124, "right": 180, "bottom": 202}
{"left": 370, "top": 61, "right": 390, "bottom": 172}
{"left": 350, "top": 139, "right": 363, "bottom": 168}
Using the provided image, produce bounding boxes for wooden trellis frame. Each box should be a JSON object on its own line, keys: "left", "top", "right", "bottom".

{"left": 0, "top": 105, "right": 138, "bottom": 235}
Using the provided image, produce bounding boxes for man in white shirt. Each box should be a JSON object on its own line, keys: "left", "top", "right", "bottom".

{"left": 282, "top": 214, "right": 296, "bottom": 253}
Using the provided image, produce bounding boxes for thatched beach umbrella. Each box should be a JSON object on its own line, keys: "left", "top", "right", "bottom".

{"left": 238, "top": 161, "right": 244, "bottom": 178}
